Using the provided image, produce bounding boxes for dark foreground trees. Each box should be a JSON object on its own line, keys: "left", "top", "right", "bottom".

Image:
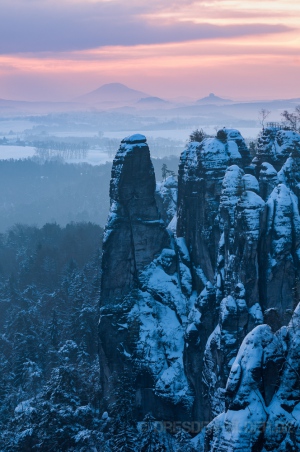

{"left": 0, "top": 222, "right": 103, "bottom": 451}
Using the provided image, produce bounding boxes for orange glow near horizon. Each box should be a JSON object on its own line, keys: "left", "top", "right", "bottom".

{"left": 0, "top": 0, "right": 299, "bottom": 101}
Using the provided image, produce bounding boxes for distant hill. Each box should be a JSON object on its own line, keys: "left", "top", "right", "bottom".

{"left": 197, "top": 93, "right": 232, "bottom": 104}
{"left": 75, "top": 83, "right": 149, "bottom": 104}
{"left": 137, "top": 96, "right": 167, "bottom": 104}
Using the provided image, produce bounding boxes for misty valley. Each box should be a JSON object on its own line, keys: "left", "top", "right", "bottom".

{"left": 0, "top": 109, "right": 300, "bottom": 451}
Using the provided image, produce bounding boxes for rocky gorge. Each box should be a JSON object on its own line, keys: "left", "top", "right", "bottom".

{"left": 99, "top": 127, "right": 300, "bottom": 451}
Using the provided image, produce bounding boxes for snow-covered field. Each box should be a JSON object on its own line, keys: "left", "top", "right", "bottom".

{"left": 0, "top": 145, "right": 113, "bottom": 165}
{"left": 65, "top": 149, "right": 113, "bottom": 165}
{"left": 0, "top": 125, "right": 260, "bottom": 165}
{"left": 0, "top": 145, "right": 35, "bottom": 160}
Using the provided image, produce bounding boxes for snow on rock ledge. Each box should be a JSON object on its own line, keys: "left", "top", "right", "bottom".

{"left": 205, "top": 304, "right": 300, "bottom": 452}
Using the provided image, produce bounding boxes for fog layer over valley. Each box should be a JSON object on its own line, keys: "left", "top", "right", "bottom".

{"left": 0, "top": 157, "right": 179, "bottom": 233}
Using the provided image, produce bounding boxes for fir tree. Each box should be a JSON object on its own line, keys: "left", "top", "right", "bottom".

{"left": 189, "top": 128, "right": 207, "bottom": 143}
{"left": 109, "top": 369, "right": 139, "bottom": 452}
{"left": 139, "top": 414, "right": 167, "bottom": 452}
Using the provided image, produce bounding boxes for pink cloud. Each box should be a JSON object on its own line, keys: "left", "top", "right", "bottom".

{"left": 0, "top": 1, "right": 293, "bottom": 53}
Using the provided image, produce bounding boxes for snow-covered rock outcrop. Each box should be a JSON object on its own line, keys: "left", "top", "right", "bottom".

{"left": 99, "top": 128, "right": 300, "bottom": 438}
{"left": 101, "top": 134, "right": 170, "bottom": 306}
{"left": 259, "top": 162, "right": 278, "bottom": 200}
{"left": 177, "top": 129, "right": 251, "bottom": 292}
{"left": 202, "top": 285, "right": 262, "bottom": 420}
{"left": 252, "top": 127, "right": 300, "bottom": 172}
{"left": 99, "top": 135, "right": 193, "bottom": 420}
{"left": 216, "top": 165, "right": 265, "bottom": 307}
{"left": 261, "top": 183, "right": 300, "bottom": 329}
{"left": 205, "top": 304, "right": 300, "bottom": 452}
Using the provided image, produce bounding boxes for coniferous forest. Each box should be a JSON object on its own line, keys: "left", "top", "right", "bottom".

{"left": 0, "top": 222, "right": 104, "bottom": 451}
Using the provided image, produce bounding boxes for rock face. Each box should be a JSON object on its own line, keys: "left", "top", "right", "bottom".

{"left": 177, "top": 129, "right": 251, "bottom": 292}
{"left": 216, "top": 165, "right": 265, "bottom": 307}
{"left": 101, "top": 134, "right": 169, "bottom": 306}
{"left": 260, "top": 183, "right": 300, "bottom": 329}
{"left": 99, "top": 128, "right": 300, "bottom": 442}
{"left": 205, "top": 304, "right": 300, "bottom": 452}
{"left": 99, "top": 135, "right": 191, "bottom": 419}
{"left": 252, "top": 128, "right": 300, "bottom": 173}
{"left": 155, "top": 175, "right": 178, "bottom": 227}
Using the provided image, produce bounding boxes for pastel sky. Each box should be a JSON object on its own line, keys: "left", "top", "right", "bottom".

{"left": 0, "top": 0, "right": 299, "bottom": 101}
